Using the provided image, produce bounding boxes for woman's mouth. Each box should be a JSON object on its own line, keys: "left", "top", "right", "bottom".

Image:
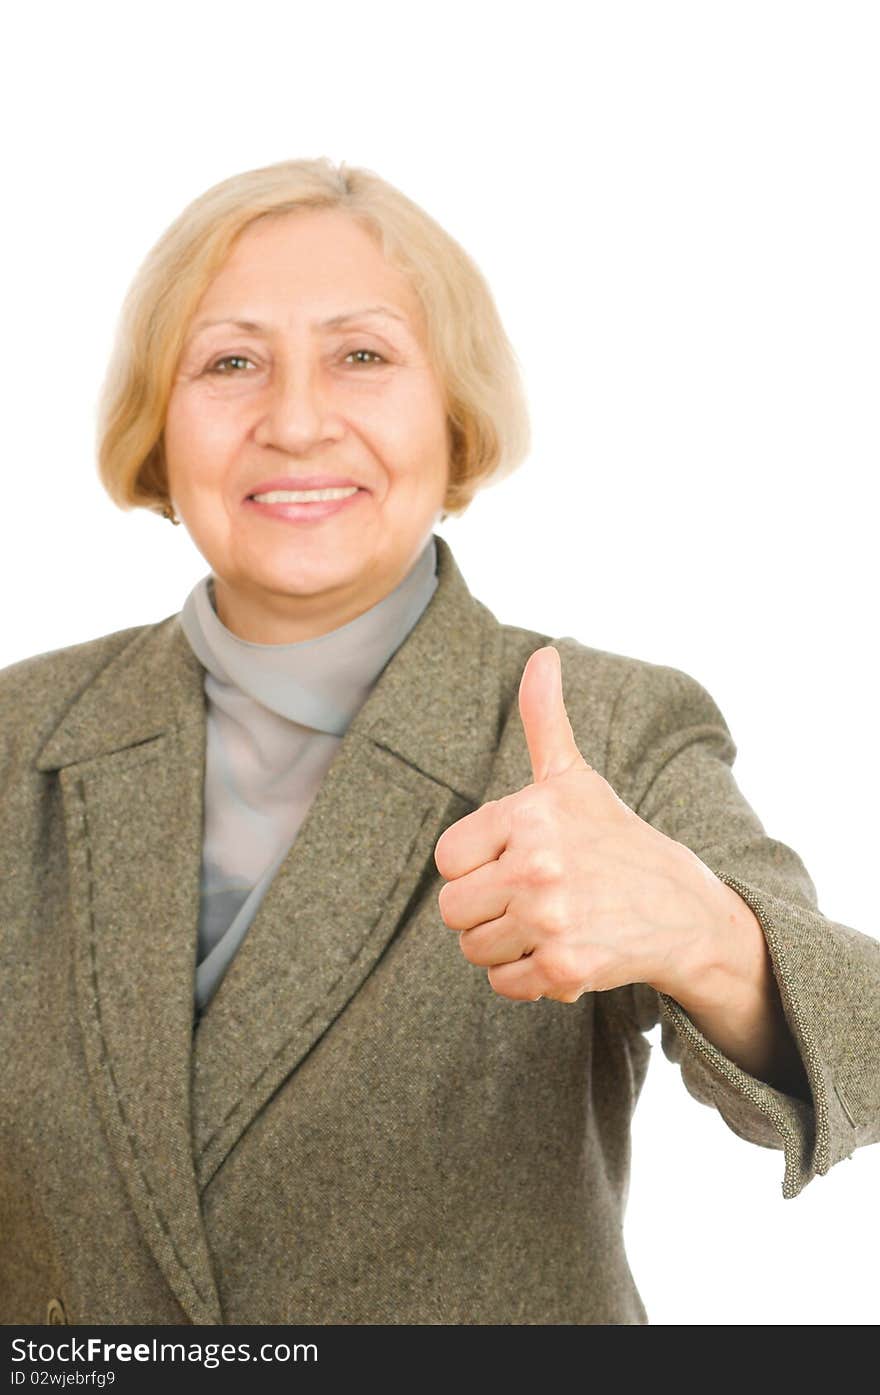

{"left": 243, "top": 486, "right": 366, "bottom": 523}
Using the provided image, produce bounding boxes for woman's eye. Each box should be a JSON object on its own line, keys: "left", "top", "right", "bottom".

{"left": 207, "top": 355, "right": 255, "bottom": 374}
{"left": 344, "top": 348, "right": 386, "bottom": 365}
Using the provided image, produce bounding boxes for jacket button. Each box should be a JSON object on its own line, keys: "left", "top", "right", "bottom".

{"left": 46, "top": 1298, "right": 67, "bottom": 1325}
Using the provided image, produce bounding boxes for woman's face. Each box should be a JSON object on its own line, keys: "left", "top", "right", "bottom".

{"left": 163, "top": 209, "right": 450, "bottom": 643}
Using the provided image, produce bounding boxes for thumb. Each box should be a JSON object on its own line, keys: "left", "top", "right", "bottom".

{"left": 518, "top": 646, "right": 589, "bottom": 783}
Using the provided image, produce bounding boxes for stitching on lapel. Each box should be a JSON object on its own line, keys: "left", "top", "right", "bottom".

{"left": 74, "top": 776, "right": 211, "bottom": 1309}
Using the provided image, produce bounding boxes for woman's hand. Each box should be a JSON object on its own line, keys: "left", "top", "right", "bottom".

{"left": 433, "top": 645, "right": 731, "bottom": 1005}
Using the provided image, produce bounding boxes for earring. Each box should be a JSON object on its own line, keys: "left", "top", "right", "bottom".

{"left": 162, "top": 504, "right": 180, "bottom": 526}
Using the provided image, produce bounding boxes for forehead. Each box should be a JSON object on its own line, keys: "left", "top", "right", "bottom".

{"left": 197, "top": 209, "right": 421, "bottom": 324}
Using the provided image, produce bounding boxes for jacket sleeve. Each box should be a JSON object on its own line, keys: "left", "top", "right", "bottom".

{"left": 603, "top": 659, "right": 880, "bottom": 1199}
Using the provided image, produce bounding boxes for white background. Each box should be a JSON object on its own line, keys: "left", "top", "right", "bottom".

{"left": 3, "top": 0, "right": 877, "bottom": 1324}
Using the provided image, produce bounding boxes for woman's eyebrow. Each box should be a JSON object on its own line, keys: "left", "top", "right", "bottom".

{"left": 189, "top": 306, "right": 411, "bottom": 337}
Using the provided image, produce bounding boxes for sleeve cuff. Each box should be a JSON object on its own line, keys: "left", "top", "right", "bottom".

{"left": 656, "top": 870, "right": 859, "bottom": 1199}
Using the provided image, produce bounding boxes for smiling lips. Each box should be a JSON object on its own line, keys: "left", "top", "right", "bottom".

{"left": 243, "top": 484, "right": 365, "bottom": 523}
{"left": 252, "top": 486, "right": 359, "bottom": 503}
{"left": 245, "top": 474, "right": 362, "bottom": 499}
{"left": 243, "top": 472, "right": 367, "bottom": 521}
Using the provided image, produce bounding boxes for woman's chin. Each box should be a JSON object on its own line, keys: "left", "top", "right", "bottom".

{"left": 244, "top": 558, "right": 366, "bottom": 600}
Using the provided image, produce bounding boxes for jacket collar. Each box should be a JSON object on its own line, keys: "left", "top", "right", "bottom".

{"left": 36, "top": 533, "right": 499, "bottom": 804}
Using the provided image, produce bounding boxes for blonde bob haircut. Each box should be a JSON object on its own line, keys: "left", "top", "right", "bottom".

{"left": 96, "top": 156, "right": 531, "bottom": 521}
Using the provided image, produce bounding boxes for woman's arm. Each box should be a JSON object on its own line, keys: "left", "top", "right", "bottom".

{"left": 603, "top": 653, "right": 880, "bottom": 1197}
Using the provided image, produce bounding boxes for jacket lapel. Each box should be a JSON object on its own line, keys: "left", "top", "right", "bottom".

{"left": 37, "top": 619, "right": 222, "bottom": 1325}
{"left": 34, "top": 534, "right": 507, "bottom": 1325}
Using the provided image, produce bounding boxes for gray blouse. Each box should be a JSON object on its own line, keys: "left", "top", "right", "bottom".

{"left": 178, "top": 534, "right": 439, "bottom": 1016}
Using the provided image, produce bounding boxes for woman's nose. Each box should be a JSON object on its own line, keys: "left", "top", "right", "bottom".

{"left": 254, "top": 360, "right": 340, "bottom": 452}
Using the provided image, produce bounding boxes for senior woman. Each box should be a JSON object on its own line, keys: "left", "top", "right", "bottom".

{"left": 1, "top": 157, "right": 878, "bottom": 1329}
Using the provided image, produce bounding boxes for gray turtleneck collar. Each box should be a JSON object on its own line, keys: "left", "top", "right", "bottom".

{"left": 179, "top": 534, "right": 438, "bottom": 733}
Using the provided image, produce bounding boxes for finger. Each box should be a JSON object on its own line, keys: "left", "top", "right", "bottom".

{"left": 486, "top": 955, "right": 547, "bottom": 1002}
{"left": 438, "top": 857, "right": 513, "bottom": 931}
{"left": 519, "top": 646, "right": 589, "bottom": 784}
{"left": 487, "top": 953, "right": 589, "bottom": 1004}
{"left": 457, "top": 914, "right": 534, "bottom": 968}
{"left": 434, "top": 797, "right": 511, "bottom": 880}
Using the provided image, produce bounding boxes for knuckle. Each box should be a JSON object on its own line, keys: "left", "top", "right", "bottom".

{"left": 522, "top": 846, "right": 564, "bottom": 887}
{"left": 459, "top": 932, "right": 483, "bottom": 965}
{"left": 539, "top": 898, "right": 571, "bottom": 937}
{"left": 538, "top": 947, "right": 580, "bottom": 994}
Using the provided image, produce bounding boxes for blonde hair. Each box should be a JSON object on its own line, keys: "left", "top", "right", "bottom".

{"left": 96, "top": 156, "right": 531, "bottom": 521}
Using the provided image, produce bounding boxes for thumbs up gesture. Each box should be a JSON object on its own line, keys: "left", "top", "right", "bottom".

{"left": 433, "top": 645, "right": 723, "bottom": 1005}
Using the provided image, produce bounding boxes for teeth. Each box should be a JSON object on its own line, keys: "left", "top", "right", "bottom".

{"left": 251, "top": 486, "right": 359, "bottom": 503}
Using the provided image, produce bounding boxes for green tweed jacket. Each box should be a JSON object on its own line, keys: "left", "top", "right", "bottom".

{"left": 1, "top": 534, "right": 878, "bottom": 1327}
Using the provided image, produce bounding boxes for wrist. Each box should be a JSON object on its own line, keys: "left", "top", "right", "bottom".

{"left": 649, "top": 850, "right": 764, "bottom": 1013}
